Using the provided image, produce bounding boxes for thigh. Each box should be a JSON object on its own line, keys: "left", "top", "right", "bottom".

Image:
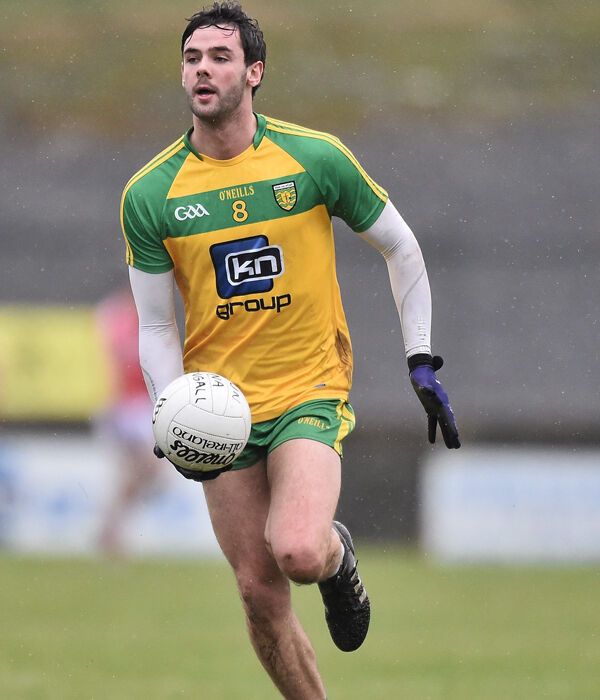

{"left": 265, "top": 438, "right": 341, "bottom": 555}
{"left": 202, "top": 460, "right": 278, "bottom": 575}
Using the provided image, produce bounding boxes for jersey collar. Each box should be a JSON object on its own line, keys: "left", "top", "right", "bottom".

{"left": 183, "top": 113, "right": 267, "bottom": 161}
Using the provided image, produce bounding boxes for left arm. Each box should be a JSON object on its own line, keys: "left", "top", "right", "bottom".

{"left": 359, "top": 199, "right": 431, "bottom": 358}
{"left": 360, "top": 200, "right": 460, "bottom": 449}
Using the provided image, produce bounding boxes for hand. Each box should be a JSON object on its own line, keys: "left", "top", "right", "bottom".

{"left": 153, "top": 443, "right": 232, "bottom": 482}
{"left": 408, "top": 355, "right": 461, "bottom": 449}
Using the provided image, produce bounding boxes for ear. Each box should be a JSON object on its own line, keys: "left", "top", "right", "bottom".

{"left": 247, "top": 61, "right": 264, "bottom": 89}
{"left": 181, "top": 61, "right": 185, "bottom": 87}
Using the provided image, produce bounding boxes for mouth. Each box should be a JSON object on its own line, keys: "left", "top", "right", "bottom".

{"left": 195, "top": 85, "right": 217, "bottom": 99}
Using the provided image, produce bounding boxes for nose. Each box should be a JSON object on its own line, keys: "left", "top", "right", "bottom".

{"left": 195, "top": 57, "right": 211, "bottom": 77}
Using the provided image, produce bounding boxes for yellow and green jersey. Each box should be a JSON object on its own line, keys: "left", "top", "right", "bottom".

{"left": 121, "top": 114, "right": 387, "bottom": 422}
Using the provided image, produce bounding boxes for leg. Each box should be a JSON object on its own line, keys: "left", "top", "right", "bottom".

{"left": 202, "top": 461, "right": 327, "bottom": 700}
{"left": 267, "top": 439, "right": 370, "bottom": 653}
{"left": 265, "top": 438, "right": 343, "bottom": 584}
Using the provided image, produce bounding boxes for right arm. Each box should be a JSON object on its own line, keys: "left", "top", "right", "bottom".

{"left": 129, "top": 265, "right": 235, "bottom": 481}
{"left": 128, "top": 266, "right": 184, "bottom": 402}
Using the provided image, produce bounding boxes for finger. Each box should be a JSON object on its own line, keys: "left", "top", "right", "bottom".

{"left": 428, "top": 414, "right": 437, "bottom": 443}
{"left": 175, "top": 464, "right": 232, "bottom": 481}
{"left": 438, "top": 408, "right": 461, "bottom": 449}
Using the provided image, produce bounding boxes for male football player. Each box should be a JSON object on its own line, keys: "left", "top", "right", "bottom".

{"left": 121, "top": 3, "right": 460, "bottom": 698}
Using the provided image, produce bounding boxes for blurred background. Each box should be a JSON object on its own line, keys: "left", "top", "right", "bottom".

{"left": 0, "top": 0, "right": 598, "bottom": 559}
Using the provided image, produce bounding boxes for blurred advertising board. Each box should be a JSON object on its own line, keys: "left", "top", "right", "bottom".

{"left": 0, "top": 305, "right": 110, "bottom": 421}
{"left": 0, "top": 431, "right": 220, "bottom": 557}
{"left": 422, "top": 447, "right": 600, "bottom": 563}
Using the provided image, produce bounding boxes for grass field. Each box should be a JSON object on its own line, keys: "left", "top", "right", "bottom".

{"left": 2, "top": 548, "right": 600, "bottom": 699}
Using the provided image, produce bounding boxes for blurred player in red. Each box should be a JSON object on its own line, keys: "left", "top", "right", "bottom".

{"left": 95, "top": 284, "right": 161, "bottom": 557}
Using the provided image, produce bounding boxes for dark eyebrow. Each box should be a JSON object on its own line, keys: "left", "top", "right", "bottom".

{"left": 183, "top": 45, "right": 234, "bottom": 56}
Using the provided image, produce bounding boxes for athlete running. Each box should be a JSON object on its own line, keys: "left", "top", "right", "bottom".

{"left": 121, "top": 4, "right": 460, "bottom": 698}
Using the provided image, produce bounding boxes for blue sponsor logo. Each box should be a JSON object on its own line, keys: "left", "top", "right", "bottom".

{"left": 210, "top": 236, "right": 284, "bottom": 299}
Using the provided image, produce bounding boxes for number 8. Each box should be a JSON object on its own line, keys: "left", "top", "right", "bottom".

{"left": 232, "top": 200, "right": 248, "bottom": 223}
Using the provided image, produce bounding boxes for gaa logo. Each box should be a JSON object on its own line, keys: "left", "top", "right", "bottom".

{"left": 174, "top": 203, "right": 210, "bottom": 220}
{"left": 210, "top": 235, "right": 285, "bottom": 299}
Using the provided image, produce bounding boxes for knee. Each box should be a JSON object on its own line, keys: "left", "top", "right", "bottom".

{"left": 269, "top": 538, "right": 327, "bottom": 584}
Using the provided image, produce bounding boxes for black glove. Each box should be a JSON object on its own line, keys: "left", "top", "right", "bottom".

{"left": 153, "top": 444, "right": 233, "bottom": 482}
{"left": 408, "top": 354, "right": 461, "bottom": 449}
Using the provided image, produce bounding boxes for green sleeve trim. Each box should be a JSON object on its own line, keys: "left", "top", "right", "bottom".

{"left": 355, "top": 195, "right": 387, "bottom": 233}
{"left": 127, "top": 259, "right": 174, "bottom": 273}
{"left": 121, "top": 183, "right": 174, "bottom": 272}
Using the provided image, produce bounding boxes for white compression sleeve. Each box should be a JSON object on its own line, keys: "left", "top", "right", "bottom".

{"left": 359, "top": 200, "right": 432, "bottom": 357}
{"left": 128, "top": 266, "right": 184, "bottom": 402}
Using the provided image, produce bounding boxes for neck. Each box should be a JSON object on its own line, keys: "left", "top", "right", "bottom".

{"left": 189, "top": 108, "right": 257, "bottom": 160}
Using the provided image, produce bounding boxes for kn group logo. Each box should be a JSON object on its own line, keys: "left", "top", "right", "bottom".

{"left": 210, "top": 235, "right": 284, "bottom": 299}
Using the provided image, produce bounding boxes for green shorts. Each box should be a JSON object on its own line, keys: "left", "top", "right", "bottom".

{"left": 232, "top": 399, "right": 356, "bottom": 470}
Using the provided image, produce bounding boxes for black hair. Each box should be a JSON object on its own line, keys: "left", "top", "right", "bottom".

{"left": 181, "top": 2, "right": 266, "bottom": 96}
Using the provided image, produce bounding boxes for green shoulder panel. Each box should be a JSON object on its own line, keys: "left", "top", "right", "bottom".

{"left": 261, "top": 116, "right": 388, "bottom": 232}
{"left": 121, "top": 137, "right": 189, "bottom": 272}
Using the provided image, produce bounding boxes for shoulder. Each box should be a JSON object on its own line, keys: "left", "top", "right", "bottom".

{"left": 122, "top": 134, "right": 189, "bottom": 205}
{"left": 262, "top": 115, "right": 351, "bottom": 161}
{"left": 260, "top": 115, "right": 387, "bottom": 210}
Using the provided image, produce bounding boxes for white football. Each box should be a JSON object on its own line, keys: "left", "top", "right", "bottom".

{"left": 152, "top": 372, "right": 251, "bottom": 474}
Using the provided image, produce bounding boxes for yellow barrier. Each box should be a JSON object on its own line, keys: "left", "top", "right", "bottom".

{"left": 0, "top": 305, "right": 111, "bottom": 421}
